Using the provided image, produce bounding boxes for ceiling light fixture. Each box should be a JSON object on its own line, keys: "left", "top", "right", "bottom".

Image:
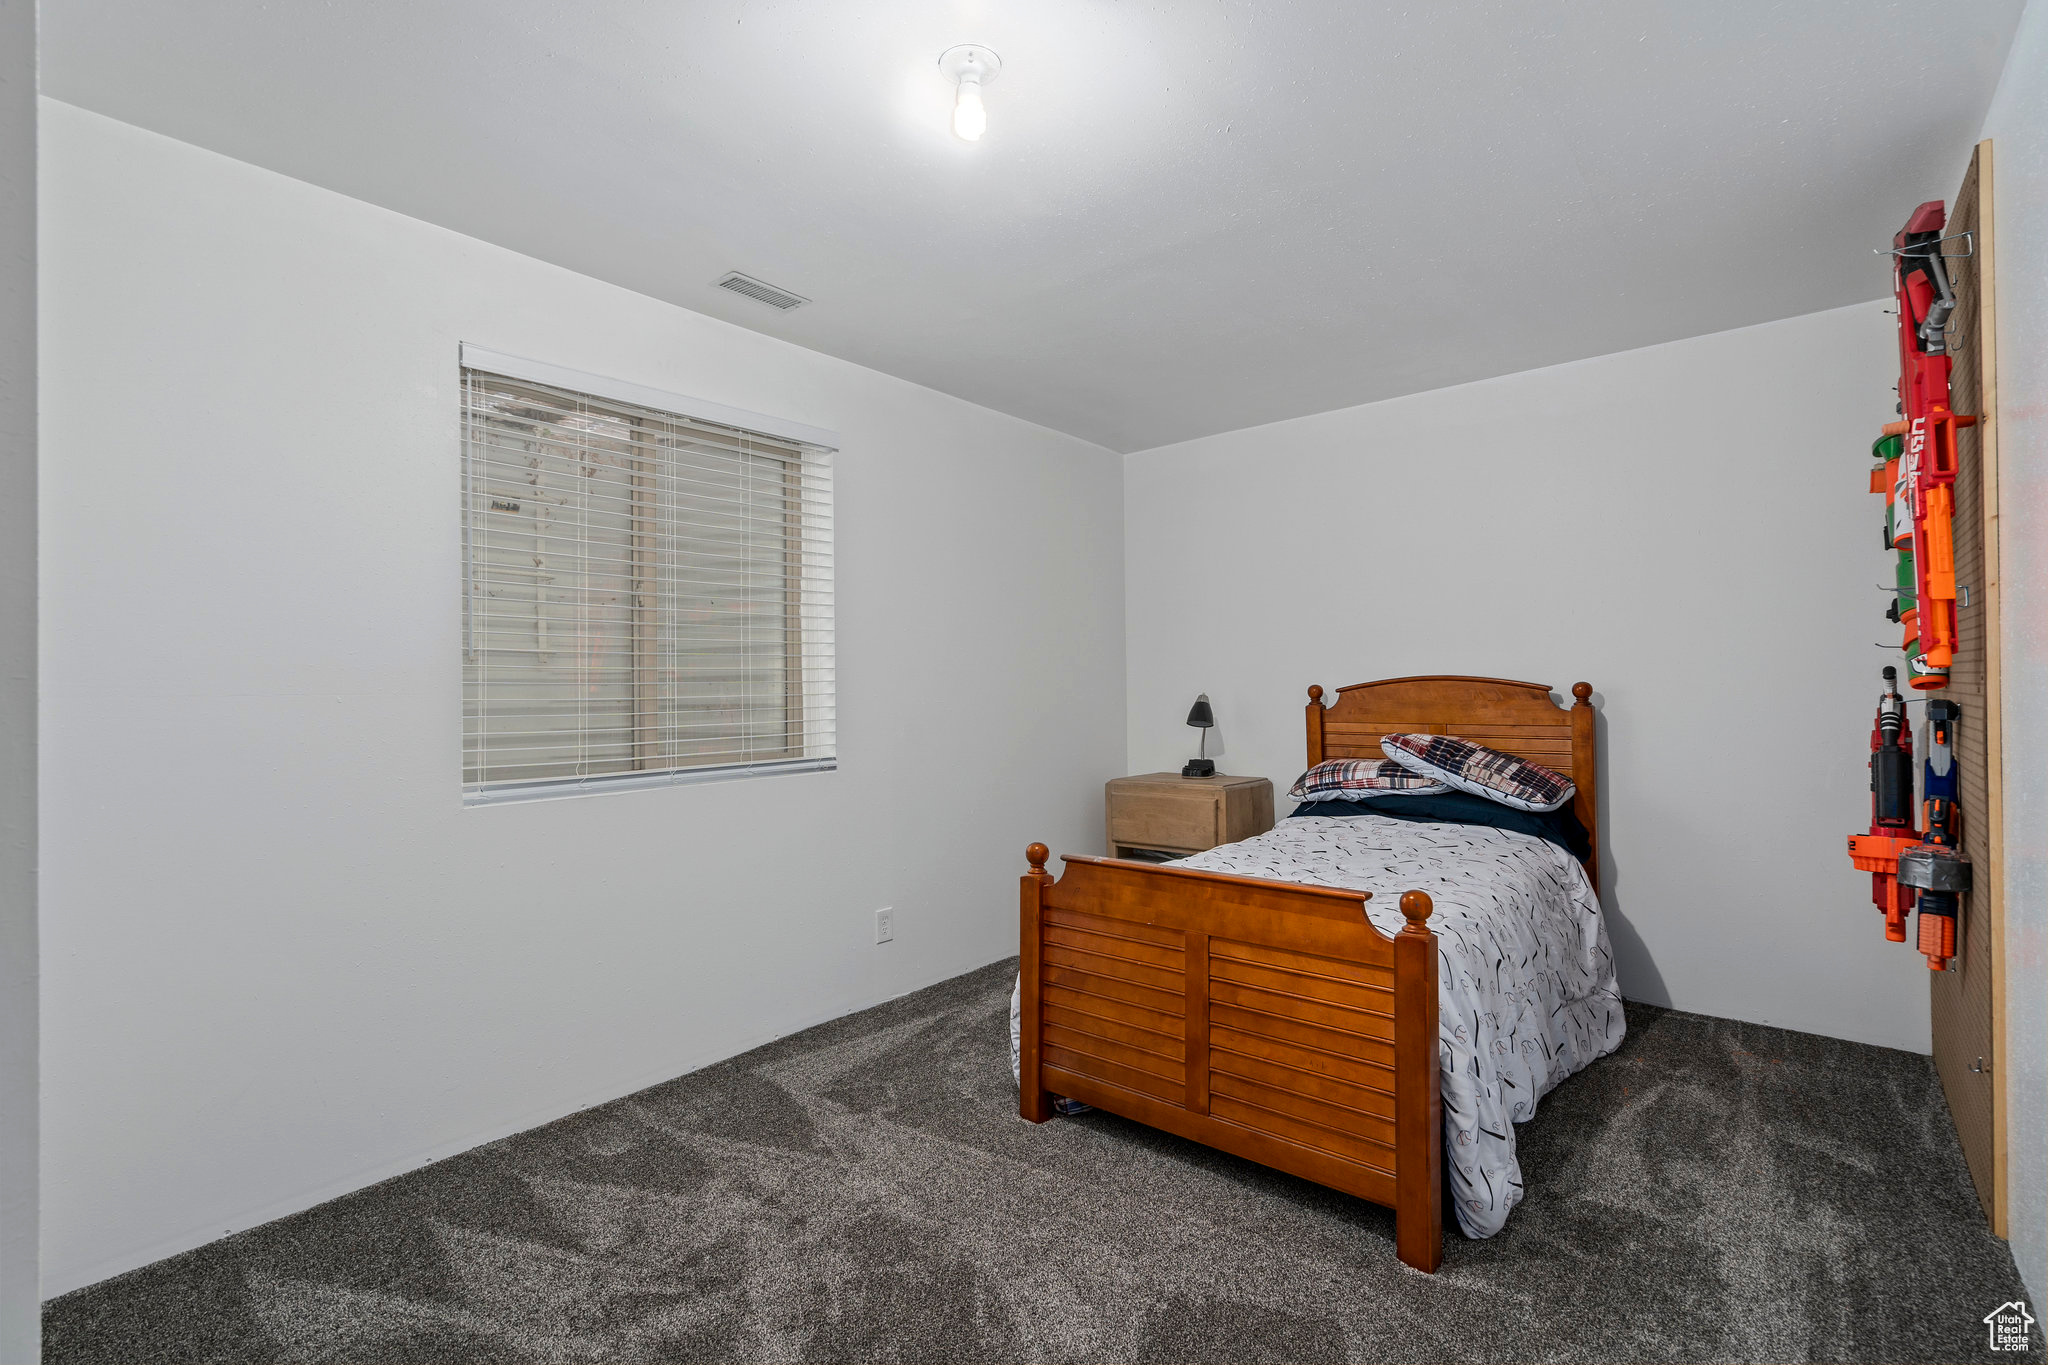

{"left": 938, "top": 45, "right": 1001, "bottom": 142}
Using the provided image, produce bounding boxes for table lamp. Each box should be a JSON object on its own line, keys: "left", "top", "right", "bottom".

{"left": 1182, "top": 694, "right": 1216, "bottom": 777}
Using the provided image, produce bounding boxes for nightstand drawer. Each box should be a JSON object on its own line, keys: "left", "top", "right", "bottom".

{"left": 1108, "top": 787, "right": 1220, "bottom": 853}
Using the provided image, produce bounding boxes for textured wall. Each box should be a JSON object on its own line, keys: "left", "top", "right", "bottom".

{"left": 1979, "top": 0, "right": 2048, "bottom": 1310}
{"left": 37, "top": 101, "right": 1125, "bottom": 1295}
{"left": 1124, "top": 303, "right": 1934, "bottom": 1053}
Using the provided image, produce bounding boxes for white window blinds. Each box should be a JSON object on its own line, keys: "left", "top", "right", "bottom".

{"left": 462, "top": 360, "right": 834, "bottom": 802}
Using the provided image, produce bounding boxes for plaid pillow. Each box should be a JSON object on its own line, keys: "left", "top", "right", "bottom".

{"left": 1380, "top": 734, "right": 1575, "bottom": 812}
{"left": 1288, "top": 757, "right": 1451, "bottom": 802}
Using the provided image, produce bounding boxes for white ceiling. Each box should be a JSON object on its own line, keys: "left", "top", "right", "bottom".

{"left": 43, "top": 1, "right": 2023, "bottom": 452}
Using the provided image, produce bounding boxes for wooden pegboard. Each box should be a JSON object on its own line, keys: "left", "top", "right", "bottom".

{"left": 1926, "top": 140, "right": 2005, "bottom": 1234}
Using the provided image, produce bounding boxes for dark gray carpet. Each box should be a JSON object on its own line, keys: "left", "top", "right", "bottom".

{"left": 44, "top": 961, "right": 2039, "bottom": 1364}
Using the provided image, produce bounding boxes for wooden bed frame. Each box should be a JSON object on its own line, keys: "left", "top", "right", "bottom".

{"left": 1018, "top": 676, "right": 1598, "bottom": 1272}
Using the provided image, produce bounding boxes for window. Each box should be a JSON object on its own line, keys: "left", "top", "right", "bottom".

{"left": 461, "top": 349, "right": 834, "bottom": 802}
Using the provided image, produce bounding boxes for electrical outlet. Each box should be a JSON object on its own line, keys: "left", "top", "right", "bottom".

{"left": 874, "top": 907, "right": 894, "bottom": 944}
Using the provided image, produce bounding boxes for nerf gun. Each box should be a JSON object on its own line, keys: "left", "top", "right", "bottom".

{"left": 1899, "top": 699, "right": 1970, "bottom": 970}
{"left": 1870, "top": 432, "right": 1922, "bottom": 673}
{"left": 1881, "top": 201, "right": 1976, "bottom": 691}
{"left": 1847, "top": 667, "right": 1918, "bottom": 942}
{"left": 1845, "top": 670, "right": 1974, "bottom": 968}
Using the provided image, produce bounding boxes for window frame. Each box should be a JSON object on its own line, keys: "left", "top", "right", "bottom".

{"left": 458, "top": 344, "right": 838, "bottom": 807}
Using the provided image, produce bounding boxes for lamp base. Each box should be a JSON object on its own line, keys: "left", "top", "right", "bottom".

{"left": 1181, "top": 759, "right": 1216, "bottom": 778}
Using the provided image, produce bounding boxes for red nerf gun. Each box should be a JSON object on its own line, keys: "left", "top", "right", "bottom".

{"left": 1883, "top": 202, "right": 1976, "bottom": 691}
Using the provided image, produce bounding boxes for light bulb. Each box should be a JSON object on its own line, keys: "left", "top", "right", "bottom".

{"left": 938, "top": 45, "right": 999, "bottom": 143}
{"left": 953, "top": 76, "right": 986, "bottom": 141}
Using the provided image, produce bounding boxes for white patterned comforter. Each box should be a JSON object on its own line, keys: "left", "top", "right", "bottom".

{"left": 1176, "top": 812, "right": 1624, "bottom": 1238}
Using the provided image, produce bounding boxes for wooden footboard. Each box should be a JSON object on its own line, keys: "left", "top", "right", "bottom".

{"left": 1019, "top": 843, "right": 1442, "bottom": 1272}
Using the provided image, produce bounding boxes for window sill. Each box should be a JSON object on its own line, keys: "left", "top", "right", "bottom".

{"left": 463, "top": 757, "right": 836, "bottom": 807}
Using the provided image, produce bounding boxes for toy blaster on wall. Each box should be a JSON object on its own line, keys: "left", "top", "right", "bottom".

{"left": 1845, "top": 670, "right": 1969, "bottom": 970}
{"left": 1900, "top": 699, "right": 1969, "bottom": 969}
{"left": 1879, "top": 200, "right": 1977, "bottom": 691}
{"left": 1870, "top": 431, "right": 1919, "bottom": 671}
{"left": 1848, "top": 667, "right": 1918, "bottom": 946}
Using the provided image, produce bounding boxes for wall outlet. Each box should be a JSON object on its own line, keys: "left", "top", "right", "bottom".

{"left": 874, "top": 907, "right": 894, "bottom": 944}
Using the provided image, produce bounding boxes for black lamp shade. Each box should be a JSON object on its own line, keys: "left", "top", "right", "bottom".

{"left": 1185, "top": 694, "right": 1214, "bottom": 728}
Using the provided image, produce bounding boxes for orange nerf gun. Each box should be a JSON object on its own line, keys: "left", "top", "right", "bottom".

{"left": 1845, "top": 670, "right": 1973, "bottom": 969}
{"left": 1848, "top": 668, "right": 1917, "bottom": 941}
{"left": 1883, "top": 201, "right": 1976, "bottom": 691}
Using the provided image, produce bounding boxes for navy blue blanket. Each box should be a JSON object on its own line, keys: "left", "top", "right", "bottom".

{"left": 1289, "top": 790, "right": 1591, "bottom": 861}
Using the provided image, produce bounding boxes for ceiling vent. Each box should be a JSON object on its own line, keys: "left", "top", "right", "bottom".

{"left": 716, "top": 272, "right": 810, "bottom": 311}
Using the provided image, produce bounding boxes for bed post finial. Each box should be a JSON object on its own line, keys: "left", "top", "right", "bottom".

{"left": 1398, "top": 890, "right": 1434, "bottom": 929}
{"left": 1025, "top": 843, "right": 1049, "bottom": 874}
{"left": 1307, "top": 684, "right": 1324, "bottom": 703}
{"left": 1571, "top": 681, "right": 1592, "bottom": 705}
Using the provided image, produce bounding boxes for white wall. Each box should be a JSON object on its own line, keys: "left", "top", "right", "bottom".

{"left": 37, "top": 100, "right": 1125, "bottom": 1296}
{"left": 1981, "top": 0, "right": 2047, "bottom": 1310}
{"left": 0, "top": 0, "right": 37, "bottom": 1354}
{"left": 1125, "top": 302, "right": 1932, "bottom": 1053}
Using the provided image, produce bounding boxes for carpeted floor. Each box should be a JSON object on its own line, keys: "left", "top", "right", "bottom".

{"left": 44, "top": 960, "right": 2039, "bottom": 1364}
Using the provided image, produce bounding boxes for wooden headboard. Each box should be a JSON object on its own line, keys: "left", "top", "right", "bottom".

{"left": 1306, "top": 675, "right": 1599, "bottom": 890}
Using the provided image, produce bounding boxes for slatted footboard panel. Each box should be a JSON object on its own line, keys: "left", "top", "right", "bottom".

{"left": 1206, "top": 938, "right": 1398, "bottom": 1181}
{"left": 1040, "top": 906, "right": 1187, "bottom": 1104}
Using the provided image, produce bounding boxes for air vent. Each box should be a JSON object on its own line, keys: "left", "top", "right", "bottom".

{"left": 716, "top": 272, "right": 811, "bottom": 311}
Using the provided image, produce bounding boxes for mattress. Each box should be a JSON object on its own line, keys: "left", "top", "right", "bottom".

{"left": 1011, "top": 809, "right": 1624, "bottom": 1239}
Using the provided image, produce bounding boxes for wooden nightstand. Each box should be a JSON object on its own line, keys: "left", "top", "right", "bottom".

{"left": 1105, "top": 773, "right": 1275, "bottom": 860}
